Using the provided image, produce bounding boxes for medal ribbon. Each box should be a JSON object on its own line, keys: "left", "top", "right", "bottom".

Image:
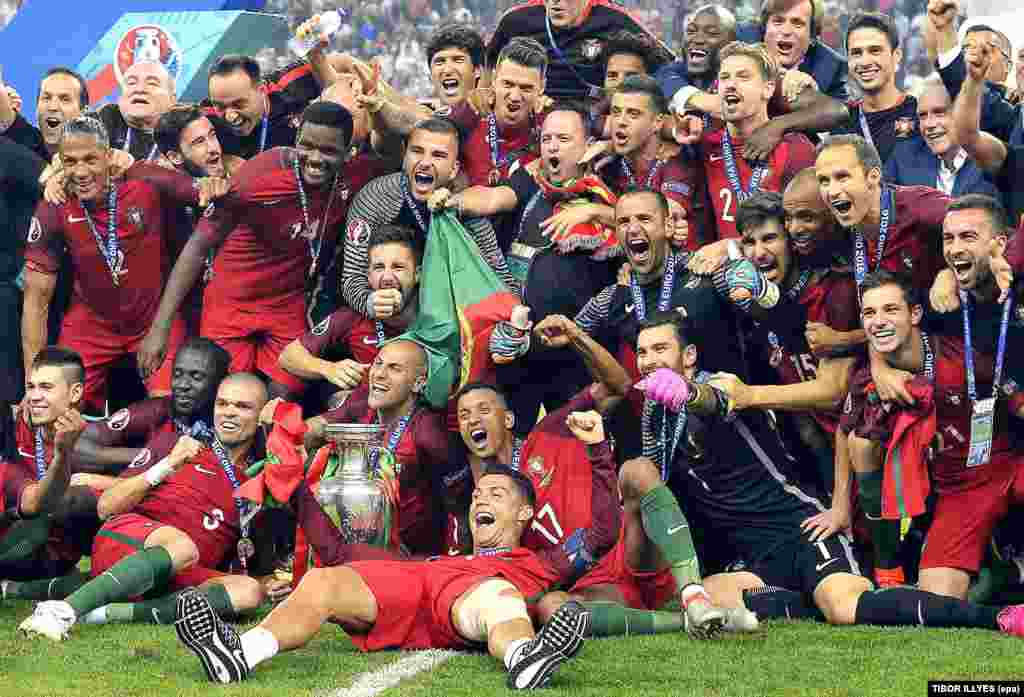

{"left": 959, "top": 291, "right": 1012, "bottom": 403}
{"left": 629, "top": 253, "right": 677, "bottom": 322}
{"left": 33, "top": 428, "right": 47, "bottom": 480}
{"left": 854, "top": 187, "right": 893, "bottom": 289}
{"left": 81, "top": 183, "right": 121, "bottom": 285}
{"left": 400, "top": 174, "right": 431, "bottom": 235}
{"left": 620, "top": 157, "right": 664, "bottom": 189}
{"left": 721, "top": 129, "right": 767, "bottom": 202}
{"left": 370, "top": 408, "right": 417, "bottom": 475}
{"left": 293, "top": 157, "right": 340, "bottom": 278}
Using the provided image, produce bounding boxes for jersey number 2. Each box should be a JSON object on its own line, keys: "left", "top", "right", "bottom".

{"left": 719, "top": 188, "right": 735, "bottom": 222}
{"left": 530, "top": 503, "right": 565, "bottom": 545}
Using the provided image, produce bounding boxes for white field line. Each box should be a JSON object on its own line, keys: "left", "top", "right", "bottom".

{"left": 313, "top": 649, "right": 463, "bottom": 697}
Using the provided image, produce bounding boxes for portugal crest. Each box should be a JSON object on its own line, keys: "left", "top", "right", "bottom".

{"left": 108, "top": 408, "right": 131, "bottom": 431}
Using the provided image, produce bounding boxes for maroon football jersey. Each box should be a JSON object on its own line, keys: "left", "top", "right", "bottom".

{"left": 300, "top": 308, "right": 405, "bottom": 365}
{"left": 87, "top": 397, "right": 176, "bottom": 449}
{"left": 701, "top": 128, "right": 815, "bottom": 240}
{"left": 25, "top": 163, "right": 199, "bottom": 335}
{"left": 448, "top": 103, "right": 540, "bottom": 187}
{"left": 199, "top": 148, "right": 387, "bottom": 314}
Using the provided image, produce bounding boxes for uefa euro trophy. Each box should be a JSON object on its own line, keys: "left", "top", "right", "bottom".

{"left": 317, "top": 423, "right": 390, "bottom": 546}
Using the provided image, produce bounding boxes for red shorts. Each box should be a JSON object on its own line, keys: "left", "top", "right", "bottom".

{"left": 570, "top": 529, "right": 676, "bottom": 610}
{"left": 60, "top": 305, "right": 186, "bottom": 414}
{"left": 200, "top": 298, "right": 306, "bottom": 393}
{"left": 346, "top": 560, "right": 491, "bottom": 652}
{"left": 91, "top": 513, "right": 226, "bottom": 591}
{"left": 920, "top": 453, "right": 1024, "bottom": 574}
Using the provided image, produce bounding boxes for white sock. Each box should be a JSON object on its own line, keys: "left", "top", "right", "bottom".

{"left": 240, "top": 627, "right": 280, "bottom": 669}
{"left": 81, "top": 605, "right": 109, "bottom": 625}
{"left": 503, "top": 638, "right": 531, "bottom": 670}
{"left": 681, "top": 583, "right": 709, "bottom": 607}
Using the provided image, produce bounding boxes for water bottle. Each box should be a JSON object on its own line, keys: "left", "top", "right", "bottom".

{"left": 289, "top": 9, "right": 347, "bottom": 58}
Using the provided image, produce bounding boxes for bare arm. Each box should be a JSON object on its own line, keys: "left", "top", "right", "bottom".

{"left": 21, "top": 410, "right": 85, "bottom": 515}
{"left": 96, "top": 436, "right": 200, "bottom": 520}
{"left": 21, "top": 269, "right": 56, "bottom": 377}
{"left": 71, "top": 431, "right": 142, "bottom": 474}
{"left": 715, "top": 357, "right": 854, "bottom": 413}
{"left": 448, "top": 185, "right": 519, "bottom": 218}
{"left": 279, "top": 339, "right": 332, "bottom": 381}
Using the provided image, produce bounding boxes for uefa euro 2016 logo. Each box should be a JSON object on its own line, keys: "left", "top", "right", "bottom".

{"left": 113, "top": 24, "right": 183, "bottom": 88}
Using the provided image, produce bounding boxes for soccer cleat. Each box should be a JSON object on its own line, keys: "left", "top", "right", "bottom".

{"left": 507, "top": 600, "right": 589, "bottom": 690}
{"left": 722, "top": 606, "right": 760, "bottom": 633}
{"left": 175, "top": 588, "right": 249, "bottom": 683}
{"left": 18, "top": 600, "right": 76, "bottom": 641}
{"left": 997, "top": 605, "right": 1024, "bottom": 638}
{"left": 874, "top": 567, "right": 905, "bottom": 588}
{"left": 80, "top": 605, "right": 111, "bottom": 625}
{"left": 683, "top": 595, "right": 727, "bottom": 640}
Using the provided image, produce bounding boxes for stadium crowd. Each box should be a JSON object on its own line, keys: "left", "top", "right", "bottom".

{"left": 3, "top": 0, "right": 1024, "bottom": 689}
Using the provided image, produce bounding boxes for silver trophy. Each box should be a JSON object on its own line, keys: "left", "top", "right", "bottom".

{"left": 317, "top": 423, "right": 390, "bottom": 546}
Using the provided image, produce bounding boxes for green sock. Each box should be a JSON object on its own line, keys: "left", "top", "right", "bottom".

{"left": 581, "top": 601, "right": 683, "bottom": 637}
{"left": 108, "top": 583, "right": 237, "bottom": 625}
{"left": 640, "top": 485, "right": 700, "bottom": 592}
{"left": 855, "top": 470, "right": 902, "bottom": 569}
{"left": 9, "top": 571, "right": 89, "bottom": 600}
{"left": 66, "top": 547, "right": 174, "bottom": 616}
{"left": 0, "top": 516, "right": 52, "bottom": 562}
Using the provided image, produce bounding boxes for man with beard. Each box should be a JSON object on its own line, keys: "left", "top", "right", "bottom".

{"left": 22, "top": 116, "right": 227, "bottom": 415}
{"left": 446, "top": 316, "right": 627, "bottom": 585}
{"left": 703, "top": 192, "right": 859, "bottom": 496}
{"left": 154, "top": 105, "right": 243, "bottom": 180}
{"left": 627, "top": 306, "right": 1024, "bottom": 636}
{"left": 574, "top": 188, "right": 741, "bottom": 382}
{"left": 0, "top": 348, "right": 91, "bottom": 592}
{"left": 1, "top": 67, "right": 88, "bottom": 159}
{"left": 829, "top": 12, "right": 919, "bottom": 166}
{"left": 487, "top": 0, "right": 671, "bottom": 100}
{"left": 70, "top": 339, "right": 230, "bottom": 479}
{"left": 695, "top": 42, "right": 816, "bottom": 241}
{"left": 305, "top": 340, "right": 456, "bottom": 556}
{"left": 279, "top": 226, "right": 422, "bottom": 400}
{"left": 841, "top": 260, "right": 1023, "bottom": 596}
{"left": 175, "top": 466, "right": 590, "bottom": 689}
{"left": 884, "top": 77, "right": 998, "bottom": 198}
{"left": 93, "top": 61, "right": 177, "bottom": 163}
{"left": 432, "top": 104, "right": 620, "bottom": 424}
{"left": 139, "top": 102, "right": 384, "bottom": 400}
{"left": 206, "top": 54, "right": 324, "bottom": 160}
{"left": 783, "top": 168, "right": 847, "bottom": 273}
{"left": 605, "top": 76, "right": 697, "bottom": 247}
{"left": 19, "top": 373, "right": 269, "bottom": 642}
{"left": 342, "top": 117, "right": 516, "bottom": 319}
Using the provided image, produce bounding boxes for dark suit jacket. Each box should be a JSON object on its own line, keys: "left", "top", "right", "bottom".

{"left": 657, "top": 27, "right": 848, "bottom": 102}
{"left": 936, "top": 51, "right": 1023, "bottom": 146}
{"left": 882, "top": 136, "right": 1001, "bottom": 199}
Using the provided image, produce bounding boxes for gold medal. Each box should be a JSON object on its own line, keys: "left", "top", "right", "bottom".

{"left": 488, "top": 168, "right": 501, "bottom": 186}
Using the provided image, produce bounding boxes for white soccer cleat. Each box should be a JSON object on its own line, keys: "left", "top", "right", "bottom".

{"left": 19, "top": 600, "right": 76, "bottom": 641}
{"left": 80, "top": 605, "right": 111, "bottom": 625}
{"left": 722, "top": 606, "right": 760, "bottom": 633}
{"left": 683, "top": 596, "right": 726, "bottom": 640}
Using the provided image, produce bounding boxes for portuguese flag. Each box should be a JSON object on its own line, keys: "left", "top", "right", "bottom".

{"left": 397, "top": 210, "right": 521, "bottom": 417}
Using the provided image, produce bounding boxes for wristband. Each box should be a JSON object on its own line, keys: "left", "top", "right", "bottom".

{"left": 144, "top": 457, "right": 175, "bottom": 487}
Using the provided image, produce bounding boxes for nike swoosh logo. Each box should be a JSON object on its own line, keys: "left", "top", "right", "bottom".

{"left": 262, "top": 199, "right": 284, "bottom": 206}
{"left": 668, "top": 523, "right": 689, "bottom": 535}
{"left": 194, "top": 464, "right": 219, "bottom": 476}
{"left": 625, "top": 304, "right": 635, "bottom": 314}
{"left": 363, "top": 336, "right": 378, "bottom": 344}
{"left": 709, "top": 154, "right": 724, "bottom": 162}
{"left": 17, "top": 449, "right": 33, "bottom": 458}
{"left": 68, "top": 216, "right": 87, "bottom": 223}
{"left": 815, "top": 558, "right": 837, "bottom": 572}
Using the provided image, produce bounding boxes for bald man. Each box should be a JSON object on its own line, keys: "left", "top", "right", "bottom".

{"left": 883, "top": 78, "right": 1000, "bottom": 199}
{"left": 20, "top": 372, "right": 269, "bottom": 642}
{"left": 307, "top": 341, "right": 455, "bottom": 557}
{"left": 94, "top": 61, "right": 178, "bottom": 162}
{"left": 783, "top": 169, "right": 845, "bottom": 266}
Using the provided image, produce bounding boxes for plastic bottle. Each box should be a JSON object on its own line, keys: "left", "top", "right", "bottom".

{"left": 289, "top": 9, "right": 347, "bottom": 58}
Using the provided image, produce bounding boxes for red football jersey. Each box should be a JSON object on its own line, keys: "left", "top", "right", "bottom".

{"left": 123, "top": 432, "right": 249, "bottom": 568}
{"left": 766, "top": 272, "right": 860, "bottom": 435}
{"left": 300, "top": 308, "right": 404, "bottom": 365}
{"left": 519, "top": 390, "right": 617, "bottom": 554}
{"left": 322, "top": 388, "right": 451, "bottom": 555}
{"left": 25, "top": 163, "right": 199, "bottom": 335}
{"left": 200, "top": 148, "right": 387, "bottom": 314}
{"left": 854, "top": 185, "right": 948, "bottom": 292}
{"left": 87, "top": 397, "right": 176, "bottom": 449}
{"left": 607, "top": 153, "right": 701, "bottom": 248}
{"left": 449, "top": 104, "right": 540, "bottom": 187}
{"left": 701, "top": 128, "right": 815, "bottom": 240}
